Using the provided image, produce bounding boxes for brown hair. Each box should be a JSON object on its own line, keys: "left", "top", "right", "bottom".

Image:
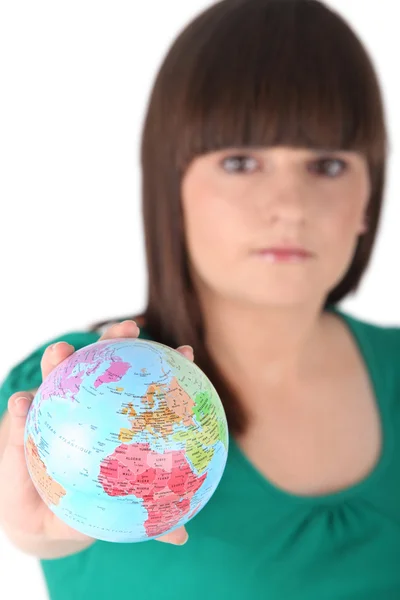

{"left": 90, "top": 0, "right": 388, "bottom": 435}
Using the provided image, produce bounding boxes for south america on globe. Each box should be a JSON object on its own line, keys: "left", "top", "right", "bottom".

{"left": 24, "top": 337, "right": 229, "bottom": 543}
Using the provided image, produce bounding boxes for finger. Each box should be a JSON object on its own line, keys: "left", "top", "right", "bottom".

{"left": 41, "top": 341, "right": 75, "bottom": 381}
{"left": 156, "top": 526, "right": 189, "bottom": 546}
{"left": 98, "top": 320, "right": 140, "bottom": 342}
{"left": 176, "top": 345, "right": 194, "bottom": 362}
{"left": 7, "top": 392, "right": 35, "bottom": 447}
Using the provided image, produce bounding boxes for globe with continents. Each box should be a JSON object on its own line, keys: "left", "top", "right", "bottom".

{"left": 24, "top": 337, "right": 229, "bottom": 542}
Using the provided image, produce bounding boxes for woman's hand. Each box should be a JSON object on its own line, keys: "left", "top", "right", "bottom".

{"left": 0, "top": 320, "right": 191, "bottom": 554}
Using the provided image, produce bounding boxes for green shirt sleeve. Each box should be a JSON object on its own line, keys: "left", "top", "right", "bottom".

{"left": 0, "top": 331, "right": 101, "bottom": 420}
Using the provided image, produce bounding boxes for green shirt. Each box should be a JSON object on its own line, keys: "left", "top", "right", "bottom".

{"left": 1, "top": 307, "right": 400, "bottom": 599}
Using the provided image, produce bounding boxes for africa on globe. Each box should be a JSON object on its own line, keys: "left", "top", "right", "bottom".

{"left": 24, "top": 337, "right": 229, "bottom": 543}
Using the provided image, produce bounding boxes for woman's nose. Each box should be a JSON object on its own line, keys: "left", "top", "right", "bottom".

{"left": 253, "top": 176, "right": 309, "bottom": 225}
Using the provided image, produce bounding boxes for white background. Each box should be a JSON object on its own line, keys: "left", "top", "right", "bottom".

{"left": 0, "top": 1, "right": 399, "bottom": 598}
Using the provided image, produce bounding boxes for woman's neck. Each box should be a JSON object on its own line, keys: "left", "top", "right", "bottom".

{"left": 201, "top": 295, "right": 330, "bottom": 388}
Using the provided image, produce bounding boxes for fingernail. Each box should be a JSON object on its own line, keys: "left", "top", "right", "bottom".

{"left": 176, "top": 532, "right": 189, "bottom": 546}
{"left": 121, "top": 320, "right": 139, "bottom": 328}
{"left": 14, "top": 397, "right": 30, "bottom": 413}
{"left": 15, "top": 396, "right": 29, "bottom": 405}
{"left": 51, "top": 342, "right": 72, "bottom": 352}
{"left": 180, "top": 345, "right": 193, "bottom": 352}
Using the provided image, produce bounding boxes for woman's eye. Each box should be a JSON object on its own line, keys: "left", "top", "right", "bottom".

{"left": 310, "top": 158, "right": 348, "bottom": 177}
{"left": 220, "top": 155, "right": 259, "bottom": 173}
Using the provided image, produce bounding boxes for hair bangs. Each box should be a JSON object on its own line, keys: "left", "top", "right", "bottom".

{"left": 174, "top": 0, "right": 385, "bottom": 174}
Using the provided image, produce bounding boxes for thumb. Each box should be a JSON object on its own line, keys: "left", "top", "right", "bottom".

{"left": 6, "top": 392, "right": 35, "bottom": 447}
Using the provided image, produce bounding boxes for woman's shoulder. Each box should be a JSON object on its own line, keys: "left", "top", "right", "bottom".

{"left": 332, "top": 305, "right": 400, "bottom": 377}
{"left": 335, "top": 306, "right": 400, "bottom": 341}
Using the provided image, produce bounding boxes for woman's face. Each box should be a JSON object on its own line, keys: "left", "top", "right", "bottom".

{"left": 181, "top": 146, "right": 370, "bottom": 308}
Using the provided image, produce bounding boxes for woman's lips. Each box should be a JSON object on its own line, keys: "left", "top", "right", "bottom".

{"left": 253, "top": 247, "right": 314, "bottom": 262}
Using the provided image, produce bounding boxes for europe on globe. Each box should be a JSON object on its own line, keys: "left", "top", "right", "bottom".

{"left": 24, "top": 337, "right": 229, "bottom": 542}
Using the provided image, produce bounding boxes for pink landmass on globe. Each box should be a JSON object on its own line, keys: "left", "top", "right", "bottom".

{"left": 38, "top": 345, "right": 129, "bottom": 405}
{"left": 99, "top": 443, "right": 207, "bottom": 537}
{"left": 93, "top": 361, "right": 131, "bottom": 387}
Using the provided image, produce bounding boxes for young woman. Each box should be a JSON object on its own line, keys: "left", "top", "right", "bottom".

{"left": 1, "top": 1, "right": 399, "bottom": 598}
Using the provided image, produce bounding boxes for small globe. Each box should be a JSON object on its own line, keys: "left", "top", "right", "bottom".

{"left": 24, "top": 337, "right": 229, "bottom": 543}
